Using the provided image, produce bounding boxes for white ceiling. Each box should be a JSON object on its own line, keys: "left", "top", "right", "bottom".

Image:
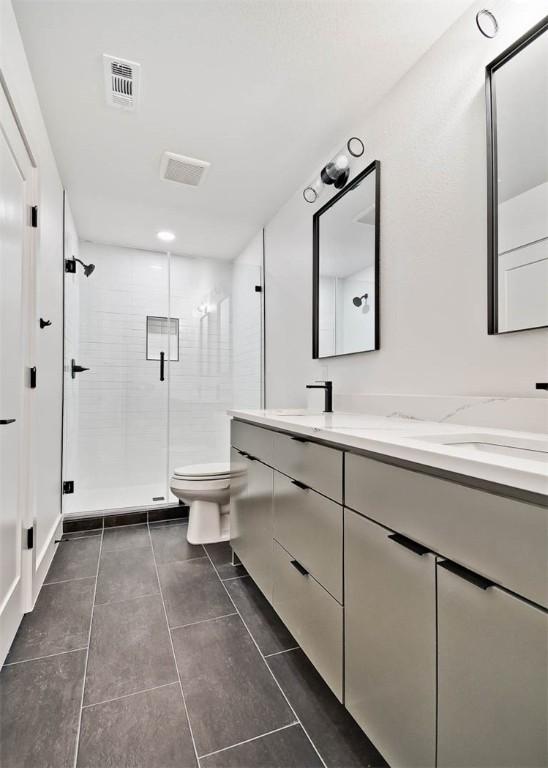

{"left": 14, "top": 0, "right": 471, "bottom": 260}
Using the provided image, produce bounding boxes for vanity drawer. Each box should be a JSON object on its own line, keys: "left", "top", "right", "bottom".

{"left": 273, "top": 432, "right": 343, "bottom": 503}
{"left": 346, "top": 453, "right": 548, "bottom": 608}
{"left": 231, "top": 419, "right": 275, "bottom": 466}
{"left": 272, "top": 540, "right": 343, "bottom": 700}
{"left": 273, "top": 470, "right": 342, "bottom": 602}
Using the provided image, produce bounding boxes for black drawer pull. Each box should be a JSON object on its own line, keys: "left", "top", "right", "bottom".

{"left": 290, "top": 559, "right": 309, "bottom": 576}
{"left": 438, "top": 559, "right": 496, "bottom": 590}
{"left": 388, "top": 532, "right": 430, "bottom": 557}
{"left": 290, "top": 436, "right": 309, "bottom": 444}
{"left": 291, "top": 479, "right": 309, "bottom": 491}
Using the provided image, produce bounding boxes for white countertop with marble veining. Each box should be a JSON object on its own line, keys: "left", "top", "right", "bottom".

{"left": 228, "top": 409, "right": 548, "bottom": 498}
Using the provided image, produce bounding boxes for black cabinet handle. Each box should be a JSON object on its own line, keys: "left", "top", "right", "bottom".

{"left": 388, "top": 532, "right": 430, "bottom": 557}
{"left": 290, "top": 559, "right": 309, "bottom": 576}
{"left": 291, "top": 479, "right": 309, "bottom": 491}
{"left": 290, "top": 436, "right": 308, "bottom": 444}
{"left": 39, "top": 318, "right": 52, "bottom": 329}
{"left": 0, "top": 419, "right": 16, "bottom": 425}
{"left": 438, "top": 559, "right": 496, "bottom": 590}
{"left": 160, "top": 351, "right": 165, "bottom": 382}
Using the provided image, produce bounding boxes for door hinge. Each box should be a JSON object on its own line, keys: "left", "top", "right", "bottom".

{"left": 254, "top": 285, "right": 262, "bottom": 293}
{"left": 25, "top": 526, "right": 34, "bottom": 549}
{"left": 31, "top": 206, "right": 38, "bottom": 228}
{"left": 29, "top": 366, "right": 37, "bottom": 389}
{"left": 63, "top": 480, "right": 74, "bottom": 494}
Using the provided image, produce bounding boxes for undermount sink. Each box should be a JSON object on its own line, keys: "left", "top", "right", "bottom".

{"left": 413, "top": 433, "right": 548, "bottom": 462}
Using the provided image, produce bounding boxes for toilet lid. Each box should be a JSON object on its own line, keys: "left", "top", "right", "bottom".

{"left": 173, "top": 462, "right": 233, "bottom": 479}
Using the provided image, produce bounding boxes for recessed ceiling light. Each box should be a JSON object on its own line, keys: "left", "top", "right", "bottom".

{"left": 157, "top": 230, "right": 175, "bottom": 242}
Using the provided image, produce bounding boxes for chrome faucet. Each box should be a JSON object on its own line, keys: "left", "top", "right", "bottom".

{"left": 306, "top": 380, "right": 333, "bottom": 413}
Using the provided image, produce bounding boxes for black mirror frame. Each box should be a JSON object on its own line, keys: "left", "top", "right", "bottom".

{"left": 485, "top": 15, "right": 548, "bottom": 335}
{"left": 312, "top": 159, "right": 381, "bottom": 359}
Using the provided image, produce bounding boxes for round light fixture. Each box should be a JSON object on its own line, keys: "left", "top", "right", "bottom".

{"left": 157, "top": 230, "right": 175, "bottom": 242}
{"left": 476, "top": 9, "right": 498, "bottom": 38}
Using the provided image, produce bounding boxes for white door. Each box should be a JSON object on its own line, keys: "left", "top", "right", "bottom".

{"left": 0, "top": 82, "right": 34, "bottom": 666}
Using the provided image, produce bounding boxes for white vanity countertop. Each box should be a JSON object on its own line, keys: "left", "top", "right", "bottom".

{"left": 228, "top": 409, "right": 548, "bottom": 498}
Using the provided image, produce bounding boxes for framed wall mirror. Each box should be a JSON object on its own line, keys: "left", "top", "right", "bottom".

{"left": 313, "top": 160, "right": 380, "bottom": 358}
{"left": 486, "top": 16, "right": 548, "bottom": 334}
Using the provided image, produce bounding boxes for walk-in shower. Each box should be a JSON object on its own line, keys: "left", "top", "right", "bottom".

{"left": 62, "top": 231, "right": 263, "bottom": 518}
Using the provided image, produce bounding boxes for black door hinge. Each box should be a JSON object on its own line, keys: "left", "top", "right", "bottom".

{"left": 254, "top": 285, "right": 262, "bottom": 293}
{"left": 31, "top": 206, "right": 38, "bottom": 228}
{"left": 26, "top": 526, "right": 34, "bottom": 549}
{"left": 63, "top": 480, "right": 74, "bottom": 494}
{"left": 29, "top": 366, "right": 37, "bottom": 389}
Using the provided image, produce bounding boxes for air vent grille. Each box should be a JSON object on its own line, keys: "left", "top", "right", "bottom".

{"left": 160, "top": 152, "right": 210, "bottom": 187}
{"left": 103, "top": 54, "right": 140, "bottom": 110}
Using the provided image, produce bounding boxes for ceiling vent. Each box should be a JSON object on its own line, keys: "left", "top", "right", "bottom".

{"left": 103, "top": 54, "right": 140, "bottom": 110}
{"left": 160, "top": 152, "right": 210, "bottom": 187}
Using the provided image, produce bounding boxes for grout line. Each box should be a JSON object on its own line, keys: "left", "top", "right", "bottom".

{"left": 203, "top": 547, "right": 328, "bottom": 768}
{"left": 169, "top": 612, "right": 237, "bottom": 632}
{"left": 3, "top": 647, "right": 88, "bottom": 667}
{"left": 147, "top": 522, "right": 201, "bottom": 767}
{"left": 43, "top": 575, "right": 98, "bottom": 587}
{"left": 220, "top": 574, "right": 250, "bottom": 582}
{"left": 82, "top": 681, "right": 178, "bottom": 710}
{"left": 263, "top": 646, "right": 300, "bottom": 658}
{"left": 93, "top": 590, "right": 161, "bottom": 608}
{"left": 197, "top": 721, "right": 299, "bottom": 760}
{"left": 72, "top": 525, "right": 104, "bottom": 768}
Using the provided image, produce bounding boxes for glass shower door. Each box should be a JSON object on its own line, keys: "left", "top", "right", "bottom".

{"left": 62, "top": 238, "right": 170, "bottom": 515}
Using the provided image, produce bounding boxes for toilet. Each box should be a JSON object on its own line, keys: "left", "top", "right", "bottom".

{"left": 170, "top": 462, "right": 246, "bottom": 544}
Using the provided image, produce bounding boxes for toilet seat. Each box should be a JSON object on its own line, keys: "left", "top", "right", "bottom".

{"left": 173, "top": 462, "right": 234, "bottom": 481}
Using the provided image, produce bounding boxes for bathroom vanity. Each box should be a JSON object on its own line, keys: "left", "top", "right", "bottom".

{"left": 229, "top": 410, "right": 548, "bottom": 768}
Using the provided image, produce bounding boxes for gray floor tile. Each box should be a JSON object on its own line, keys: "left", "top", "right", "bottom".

{"left": 6, "top": 579, "right": 95, "bottom": 663}
{"left": 226, "top": 577, "right": 296, "bottom": 656}
{"left": 200, "top": 724, "right": 322, "bottom": 768}
{"left": 0, "top": 649, "right": 86, "bottom": 768}
{"left": 158, "top": 557, "right": 233, "bottom": 628}
{"left": 267, "top": 650, "right": 388, "bottom": 768}
{"left": 204, "top": 541, "right": 248, "bottom": 580}
{"left": 101, "top": 523, "right": 150, "bottom": 552}
{"left": 84, "top": 594, "right": 177, "bottom": 705}
{"left": 172, "top": 614, "right": 294, "bottom": 756}
{"left": 150, "top": 521, "right": 205, "bottom": 564}
{"left": 95, "top": 546, "right": 159, "bottom": 605}
{"left": 77, "top": 683, "right": 197, "bottom": 768}
{"left": 45, "top": 536, "right": 101, "bottom": 584}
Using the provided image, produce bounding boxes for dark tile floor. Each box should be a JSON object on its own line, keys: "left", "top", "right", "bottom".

{"left": 0, "top": 521, "right": 387, "bottom": 768}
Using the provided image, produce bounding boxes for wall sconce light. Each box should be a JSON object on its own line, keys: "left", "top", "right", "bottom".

{"left": 303, "top": 137, "right": 365, "bottom": 204}
{"left": 476, "top": 9, "right": 498, "bottom": 38}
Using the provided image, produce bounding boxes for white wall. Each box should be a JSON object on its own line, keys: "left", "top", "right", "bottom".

{"left": 231, "top": 231, "right": 264, "bottom": 409}
{"left": 1, "top": 0, "right": 64, "bottom": 579}
{"left": 264, "top": 0, "right": 548, "bottom": 407}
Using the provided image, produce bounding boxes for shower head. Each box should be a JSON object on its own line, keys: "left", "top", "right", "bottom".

{"left": 65, "top": 257, "right": 96, "bottom": 277}
{"left": 352, "top": 293, "right": 368, "bottom": 307}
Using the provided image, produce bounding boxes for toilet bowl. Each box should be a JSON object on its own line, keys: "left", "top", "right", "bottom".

{"left": 170, "top": 462, "right": 246, "bottom": 544}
